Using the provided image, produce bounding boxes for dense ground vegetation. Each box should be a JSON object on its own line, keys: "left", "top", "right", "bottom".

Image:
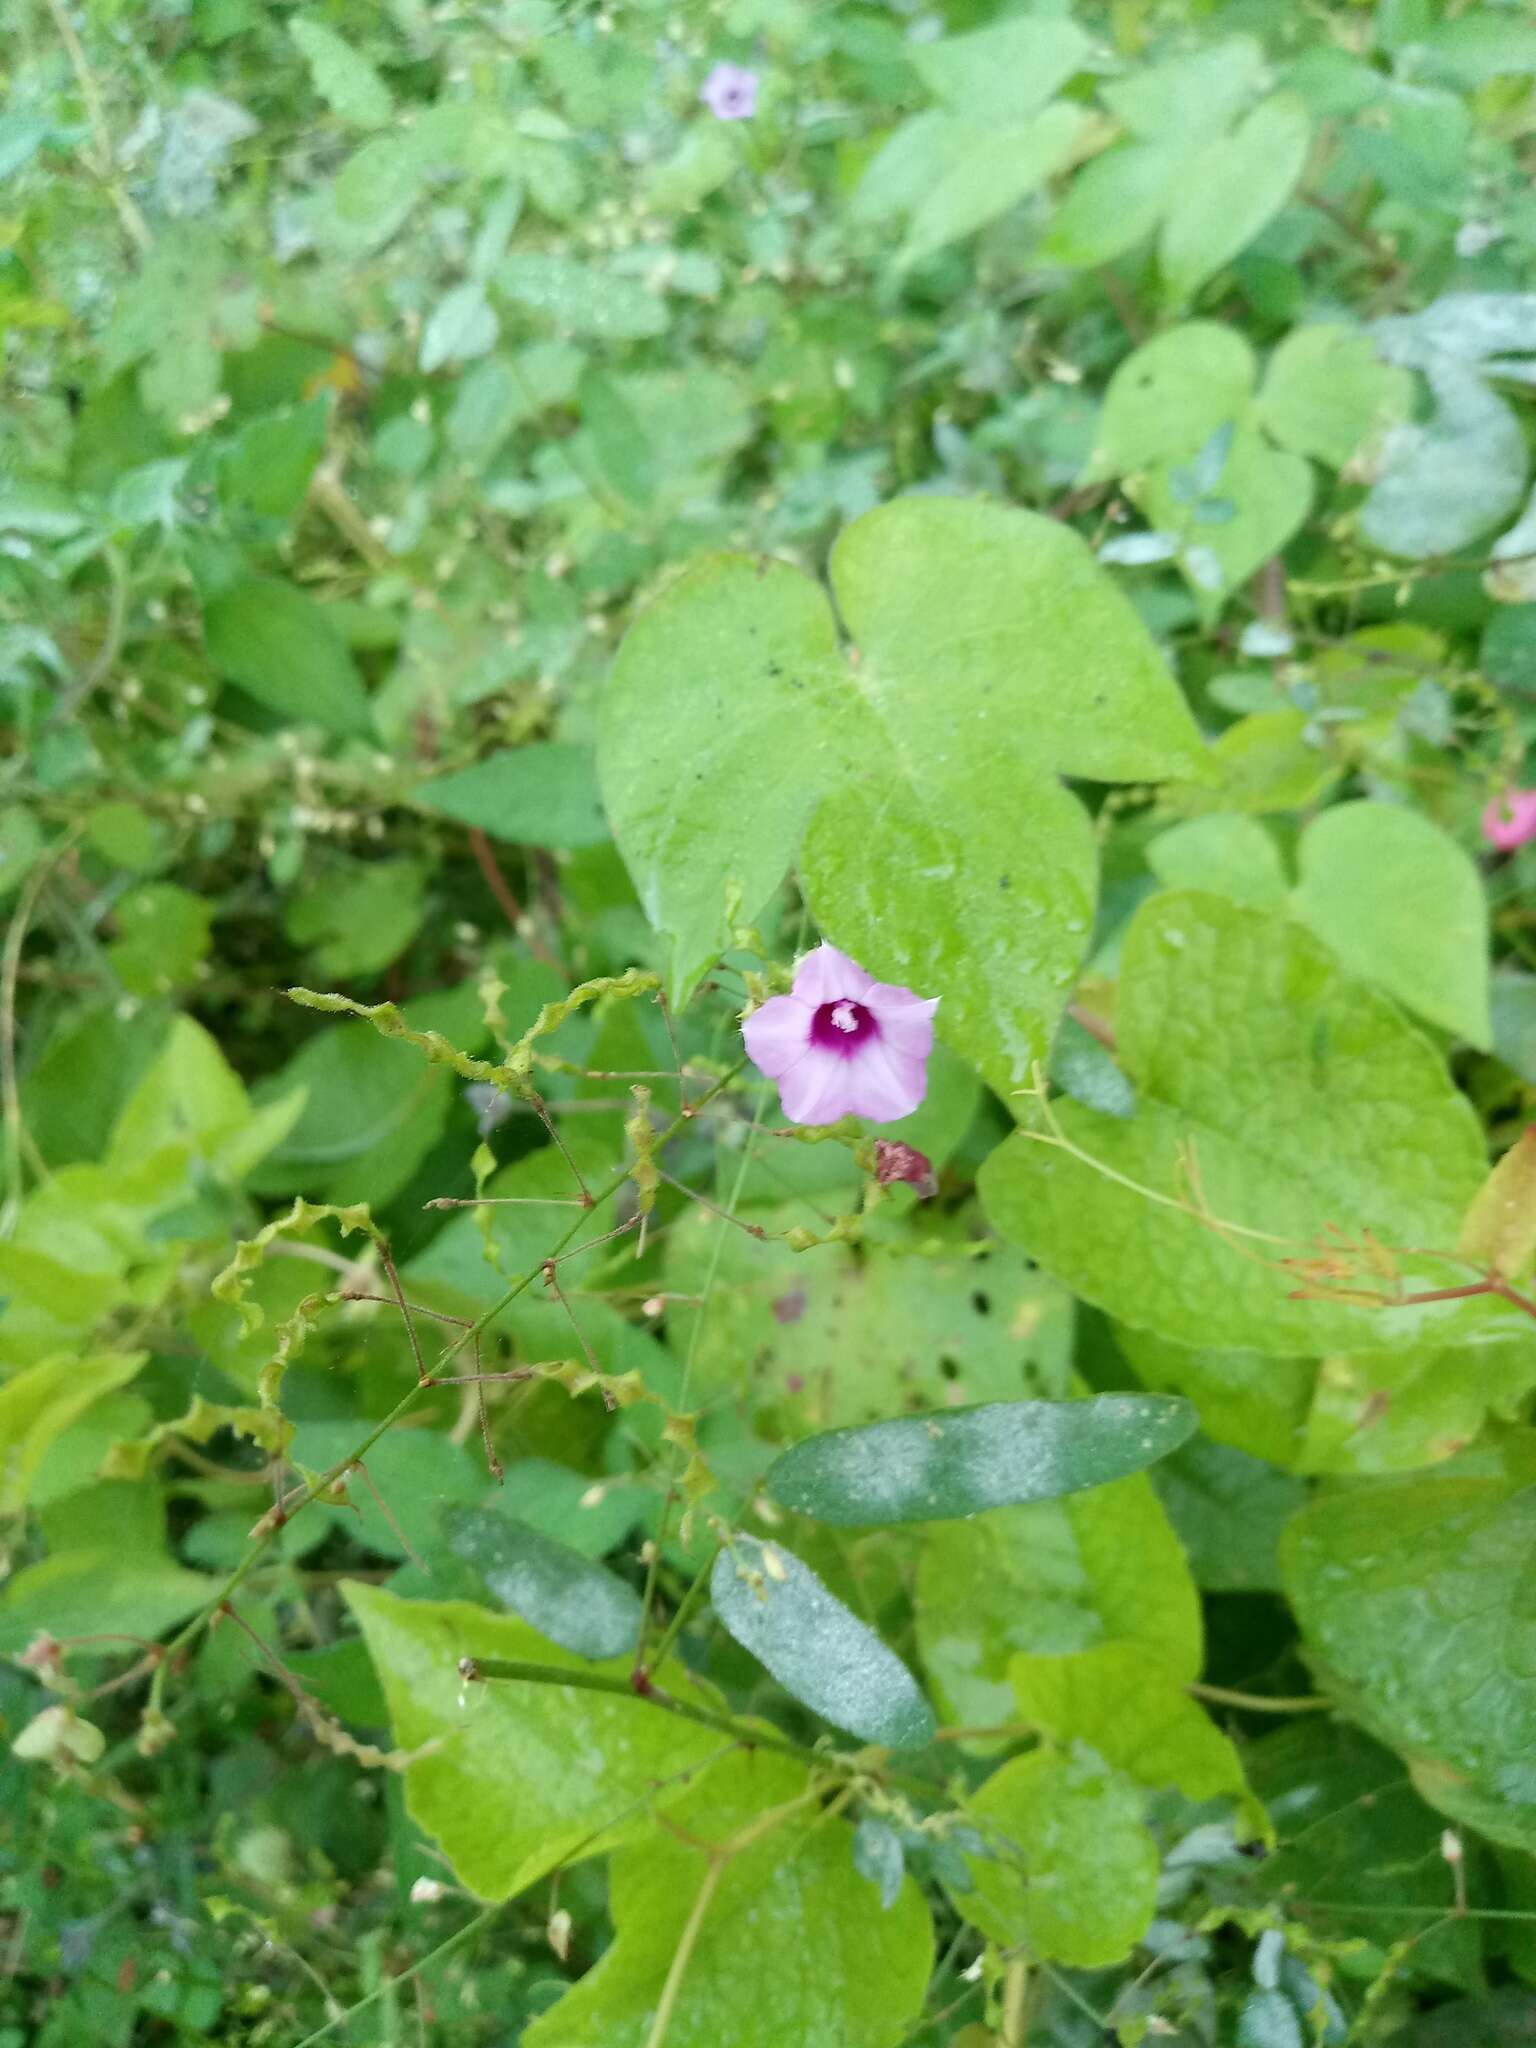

{"left": 5, "top": 0, "right": 1536, "bottom": 2041}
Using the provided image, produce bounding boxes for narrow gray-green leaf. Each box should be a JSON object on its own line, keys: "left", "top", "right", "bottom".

{"left": 765, "top": 1396, "right": 1196, "bottom": 1526}
{"left": 1360, "top": 362, "right": 1528, "bottom": 559}
{"left": 444, "top": 1507, "right": 641, "bottom": 1662}
{"left": 710, "top": 1536, "right": 936, "bottom": 1748}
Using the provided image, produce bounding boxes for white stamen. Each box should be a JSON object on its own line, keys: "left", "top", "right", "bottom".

{"left": 830, "top": 1000, "right": 858, "bottom": 1033}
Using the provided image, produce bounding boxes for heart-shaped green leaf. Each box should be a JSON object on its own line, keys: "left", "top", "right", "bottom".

{"left": 601, "top": 497, "right": 1209, "bottom": 1083}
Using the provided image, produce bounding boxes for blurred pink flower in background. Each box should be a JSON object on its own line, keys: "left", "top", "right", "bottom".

{"left": 700, "top": 61, "right": 759, "bottom": 120}
{"left": 743, "top": 944, "right": 938, "bottom": 1126}
{"left": 1482, "top": 788, "right": 1536, "bottom": 852}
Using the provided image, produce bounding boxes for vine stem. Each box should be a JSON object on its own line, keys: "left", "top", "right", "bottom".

{"left": 1186, "top": 1682, "right": 1332, "bottom": 1714}
{"left": 1, "top": 833, "right": 82, "bottom": 1233}
{"left": 633, "top": 1071, "right": 772, "bottom": 1675}
{"left": 147, "top": 1059, "right": 750, "bottom": 1713}
{"left": 1001, "top": 1957, "right": 1028, "bottom": 2048}
{"left": 642, "top": 1785, "right": 831, "bottom": 2048}
{"left": 42, "top": 0, "right": 152, "bottom": 252}
{"left": 644, "top": 1858, "right": 725, "bottom": 2048}
{"left": 461, "top": 1656, "right": 827, "bottom": 1774}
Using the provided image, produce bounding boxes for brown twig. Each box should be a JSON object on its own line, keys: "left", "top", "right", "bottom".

{"left": 466, "top": 828, "right": 565, "bottom": 973}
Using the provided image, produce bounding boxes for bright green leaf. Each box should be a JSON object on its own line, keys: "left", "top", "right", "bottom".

{"left": 1135, "top": 425, "right": 1313, "bottom": 613}
{"left": 1256, "top": 325, "right": 1413, "bottom": 469}
{"left": 1147, "top": 814, "right": 1288, "bottom": 908}
{"left": 1089, "top": 324, "right": 1256, "bottom": 479}
{"left": 603, "top": 497, "right": 1208, "bottom": 1063}
{"left": 0, "top": 1547, "right": 213, "bottom": 1652}
{"left": 525, "top": 1750, "right": 933, "bottom": 2048}
{"left": 956, "top": 1747, "right": 1159, "bottom": 1966}
{"left": 420, "top": 282, "right": 500, "bottom": 373}
{"left": 1283, "top": 1453, "right": 1536, "bottom": 1852}
{"left": 979, "top": 892, "right": 1495, "bottom": 1356}
{"left": 1037, "top": 140, "right": 1183, "bottom": 269}
{"left": 1159, "top": 94, "right": 1311, "bottom": 306}
{"left": 917, "top": 1470, "right": 1201, "bottom": 1733}
{"left": 498, "top": 252, "right": 668, "bottom": 339}
{"left": 1011, "top": 1641, "right": 1269, "bottom": 1838}
{"left": 106, "top": 882, "right": 213, "bottom": 997}
{"left": 913, "top": 17, "right": 1090, "bottom": 126}
{"left": 0, "top": 1352, "right": 146, "bottom": 1516}
{"left": 288, "top": 16, "right": 394, "bottom": 129}
{"left": 203, "top": 579, "right": 375, "bottom": 737}
{"left": 1457, "top": 1125, "right": 1536, "bottom": 1283}
{"left": 1292, "top": 801, "right": 1492, "bottom": 1048}
{"left": 416, "top": 743, "right": 608, "bottom": 849}
{"left": 344, "top": 1584, "right": 726, "bottom": 1897}
{"left": 899, "top": 105, "right": 1090, "bottom": 268}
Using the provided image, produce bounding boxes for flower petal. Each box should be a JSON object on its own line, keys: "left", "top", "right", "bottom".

{"left": 865, "top": 985, "right": 940, "bottom": 1059}
{"left": 848, "top": 1038, "right": 929, "bottom": 1123}
{"left": 778, "top": 1045, "right": 860, "bottom": 1125}
{"left": 1483, "top": 789, "right": 1536, "bottom": 852}
{"left": 742, "top": 995, "right": 812, "bottom": 1080}
{"left": 792, "top": 943, "right": 874, "bottom": 1007}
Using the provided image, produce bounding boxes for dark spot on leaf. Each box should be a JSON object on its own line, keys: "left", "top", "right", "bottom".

{"left": 772, "top": 1288, "right": 807, "bottom": 1325}
{"left": 938, "top": 1356, "right": 960, "bottom": 1382}
{"left": 970, "top": 1290, "right": 990, "bottom": 1316}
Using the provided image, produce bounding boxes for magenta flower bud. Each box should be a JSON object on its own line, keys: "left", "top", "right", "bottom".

{"left": 1483, "top": 788, "right": 1536, "bottom": 853}
{"left": 873, "top": 1140, "right": 937, "bottom": 1200}
{"left": 700, "top": 61, "right": 759, "bottom": 120}
{"left": 742, "top": 943, "right": 939, "bottom": 1126}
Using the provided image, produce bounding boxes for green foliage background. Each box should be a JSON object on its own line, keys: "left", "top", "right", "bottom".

{"left": 5, "top": 0, "right": 1536, "bottom": 2042}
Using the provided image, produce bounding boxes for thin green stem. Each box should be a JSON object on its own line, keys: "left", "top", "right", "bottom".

{"left": 644, "top": 1541, "right": 723, "bottom": 1677}
{"left": 634, "top": 1073, "right": 769, "bottom": 1668}
{"left": 643, "top": 1857, "right": 725, "bottom": 2048}
{"left": 147, "top": 1059, "right": 749, "bottom": 1712}
{"left": 463, "top": 1656, "right": 823, "bottom": 1772}
{"left": 1187, "top": 1682, "right": 1333, "bottom": 1715}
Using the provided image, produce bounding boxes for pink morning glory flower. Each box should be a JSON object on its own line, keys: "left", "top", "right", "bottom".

{"left": 1483, "top": 788, "right": 1536, "bottom": 853}
{"left": 743, "top": 944, "right": 939, "bottom": 1126}
{"left": 701, "top": 61, "right": 759, "bottom": 120}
